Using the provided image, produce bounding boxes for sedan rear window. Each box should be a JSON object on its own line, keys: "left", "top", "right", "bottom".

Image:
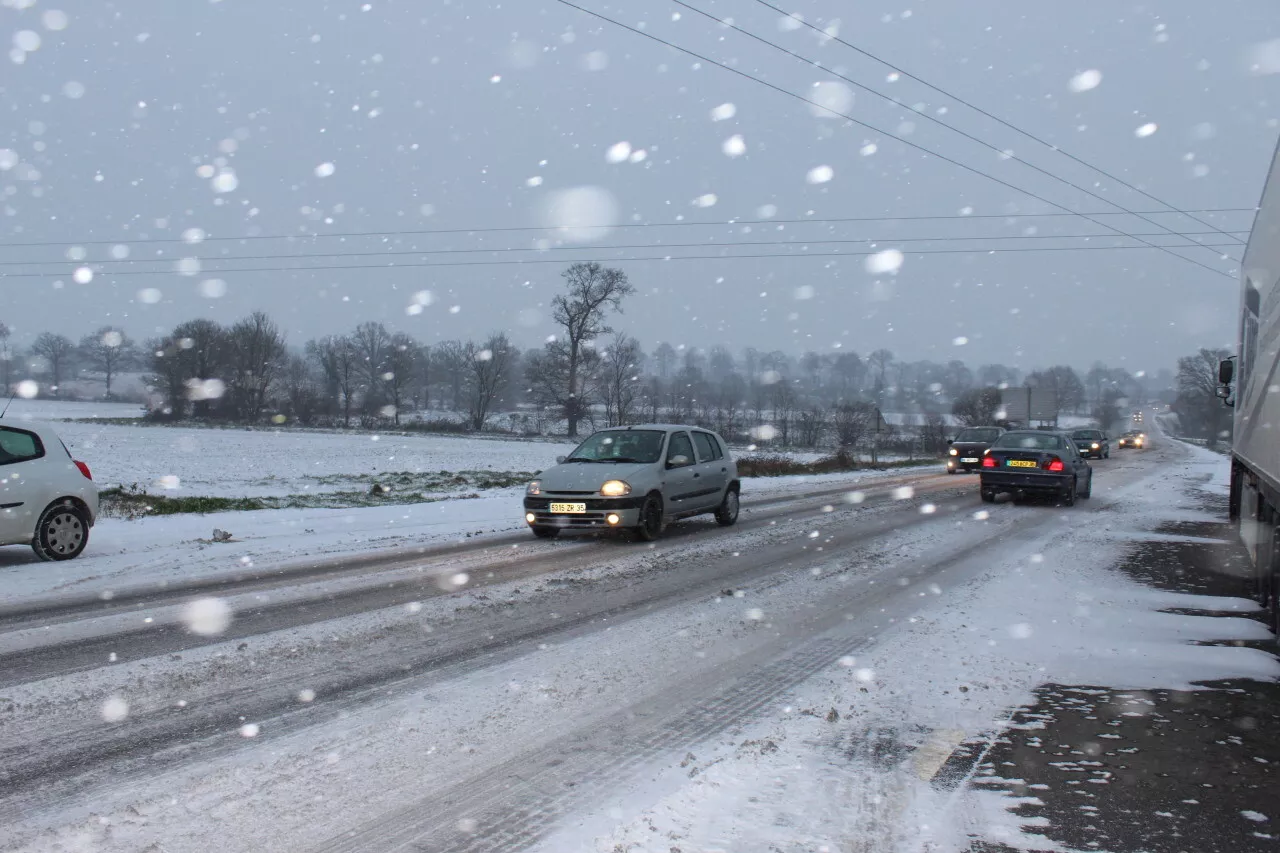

{"left": 565, "top": 429, "right": 665, "bottom": 464}
{"left": 0, "top": 426, "right": 45, "bottom": 465}
{"left": 993, "top": 433, "right": 1064, "bottom": 450}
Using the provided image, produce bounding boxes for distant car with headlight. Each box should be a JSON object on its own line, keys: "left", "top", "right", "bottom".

{"left": 1117, "top": 430, "right": 1146, "bottom": 449}
{"left": 1070, "top": 428, "right": 1111, "bottom": 459}
{"left": 946, "top": 426, "right": 1005, "bottom": 473}
{"left": 523, "top": 425, "right": 740, "bottom": 541}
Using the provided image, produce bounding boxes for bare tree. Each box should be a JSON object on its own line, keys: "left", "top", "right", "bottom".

{"left": 227, "top": 311, "right": 286, "bottom": 421}
{"left": 280, "top": 354, "right": 323, "bottom": 425}
{"left": 78, "top": 326, "right": 136, "bottom": 398}
{"left": 30, "top": 332, "right": 76, "bottom": 394}
{"left": 771, "top": 380, "right": 797, "bottom": 446}
{"left": 951, "top": 387, "right": 1002, "bottom": 427}
{"left": 653, "top": 342, "right": 677, "bottom": 380}
{"left": 465, "top": 332, "right": 514, "bottom": 430}
{"left": 382, "top": 332, "right": 419, "bottom": 424}
{"left": 831, "top": 401, "right": 876, "bottom": 451}
{"left": 433, "top": 340, "right": 469, "bottom": 411}
{"left": 351, "top": 321, "right": 391, "bottom": 402}
{"left": 797, "top": 405, "right": 826, "bottom": 449}
{"left": 550, "top": 262, "right": 635, "bottom": 437}
{"left": 1175, "top": 347, "right": 1232, "bottom": 445}
{"left": 526, "top": 341, "right": 603, "bottom": 431}
{"left": 308, "top": 335, "right": 360, "bottom": 427}
{"left": 601, "top": 332, "right": 643, "bottom": 427}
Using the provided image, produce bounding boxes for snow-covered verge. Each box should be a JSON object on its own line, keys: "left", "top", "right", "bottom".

{"left": 534, "top": 445, "right": 1279, "bottom": 853}
{"left": 0, "top": 465, "right": 942, "bottom": 604}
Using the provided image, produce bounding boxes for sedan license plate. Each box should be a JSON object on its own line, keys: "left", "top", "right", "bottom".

{"left": 549, "top": 502, "right": 587, "bottom": 514}
{"left": 960, "top": 457, "right": 979, "bottom": 463}
{"left": 1006, "top": 459, "right": 1037, "bottom": 468}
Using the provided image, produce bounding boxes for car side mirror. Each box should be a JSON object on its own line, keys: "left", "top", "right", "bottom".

{"left": 1218, "top": 358, "right": 1235, "bottom": 385}
{"left": 555, "top": 455, "right": 566, "bottom": 464}
{"left": 668, "top": 454, "right": 690, "bottom": 468}
{"left": 946, "top": 439, "right": 953, "bottom": 445}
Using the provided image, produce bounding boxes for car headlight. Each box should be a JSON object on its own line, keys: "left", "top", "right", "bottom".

{"left": 948, "top": 448, "right": 958, "bottom": 456}
{"left": 1091, "top": 443, "right": 1100, "bottom": 449}
{"left": 600, "top": 479, "right": 631, "bottom": 497}
{"left": 527, "top": 480, "right": 541, "bottom": 495}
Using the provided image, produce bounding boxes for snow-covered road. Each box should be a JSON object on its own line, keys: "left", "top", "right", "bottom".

{"left": 2, "top": 432, "right": 1273, "bottom": 853}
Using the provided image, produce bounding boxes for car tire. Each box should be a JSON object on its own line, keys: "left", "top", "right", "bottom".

{"left": 947, "top": 468, "right": 956, "bottom": 475}
{"left": 1061, "top": 477, "right": 1077, "bottom": 507}
{"left": 1079, "top": 471, "right": 1093, "bottom": 499}
{"left": 634, "top": 494, "right": 665, "bottom": 542}
{"left": 531, "top": 526, "right": 560, "bottom": 540}
{"left": 1104, "top": 449, "right": 1110, "bottom": 459}
{"left": 714, "top": 487, "right": 740, "bottom": 526}
{"left": 980, "top": 488, "right": 996, "bottom": 503}
{"left": 31, "top": 500, "right": 90, "bottom": 561}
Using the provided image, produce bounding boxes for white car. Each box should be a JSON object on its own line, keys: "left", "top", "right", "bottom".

{"left": 0, "top": 421, "right": 98, "bottom": 561}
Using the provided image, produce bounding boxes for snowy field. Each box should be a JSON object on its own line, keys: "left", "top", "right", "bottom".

{"left": 3, "top": 399, "right": 146, "bottom": 421}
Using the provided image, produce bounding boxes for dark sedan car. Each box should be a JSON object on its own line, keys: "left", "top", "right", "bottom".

{"left": 946, "top": 426, "right": 1006, "bottom": 473}
{"left": 1070, "top": 429, "right": 1110, "bottom": 459}
{"left": 980, "top": 430, "right": 1093, "bottom": 505}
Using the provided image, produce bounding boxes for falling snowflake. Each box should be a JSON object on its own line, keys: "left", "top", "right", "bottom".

{"left": 806, "top": 165, "right": 834, "bottom": 184}
{"left": 604, "top": 141, "right": 632, "bottom": 163}
{"left": 101, "top": 697, "right": 129, "bottom": 723}
{"left": 184, "top": 597, "right": 232, "bottom": 635}
{"left": 1135, "top": 122, "right": 1158, "bottom": 138}
{"left": 1068, "top": 69, "right": 1103, "bottom": 92}
{"left": 314, "top": 162, "right": 336, "bottom": 178}
{"left": 722, "top": 134, "right": 746, "bottom": 157}
{"left": 866, "top": 249, "right": 904, "bottom": 274}
{"left": 693, "top": 193, "right": 718, "bottom": 208}
{"left": 709, "top": 102, "right": 736, "bottom": 121}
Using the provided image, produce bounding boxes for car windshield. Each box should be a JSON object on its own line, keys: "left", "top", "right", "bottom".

{"left": 565, "top": 430, "right": 665, "bottom": 464}
{"left": 1071, "top": 430, "right": 1103, "bottom": 440}
{"left": 993, "top": 433, "right": 1065, "bottom": 450}
{"left": 956, "top": 428, "right": 1001, "bottom": 443}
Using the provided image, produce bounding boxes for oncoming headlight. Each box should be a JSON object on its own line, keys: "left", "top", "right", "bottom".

{"left": 600, "top": 479, "right": 631, "bottom": 497}
{"left": 1091, "top": 442, "right": 1100, "bottom": 449}
{"left": 948, "top": 448, "right": 958, "bottom": 456}
{"left": 527, "top": 480, "right": 541, "bottom": 495}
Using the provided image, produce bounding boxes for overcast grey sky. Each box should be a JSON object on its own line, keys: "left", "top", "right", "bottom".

{"left": 1, "top": 0, "right": 1277, "bottom": 373}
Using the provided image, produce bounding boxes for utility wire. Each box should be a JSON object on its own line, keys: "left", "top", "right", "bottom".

{"left": 552, "top": 0, "right": 1235, "bottom": 279}
{"left": 0, "top": 208, "right": 1252, "bottom": 250}
{"left": 752, "top": 0, "right": 1245, "bottom": 246}
{"left": 3, "top": 230, "right": 1247, "bottom": 268}
{"left": 0, "top": 242, "right": 1243, "bottom": 280}
{"left": 674, "top": 0, "right": 1243, "bottom": 264}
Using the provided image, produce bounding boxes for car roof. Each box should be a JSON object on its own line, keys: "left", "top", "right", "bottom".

{"left": 591, "top": 424, "right": 718, "bottom": 434}
{"left": 1000, "top": 429, "right": 1069, "bottom": 437}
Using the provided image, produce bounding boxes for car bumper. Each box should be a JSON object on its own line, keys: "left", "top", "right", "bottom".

{"left": 522, "top": 495, "right": 645, "bottom": 530}
{"left": 946, "top": 457, "right": 984, "bottom": 472}
{"left": 980, "top": 471, "right": 1072, "bottom": 493}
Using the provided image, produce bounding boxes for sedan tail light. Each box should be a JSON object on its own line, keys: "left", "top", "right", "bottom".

{"left": 981, "top": 456, "right": 997, "bottom": 468}
{"left": 74, "top": 460, "right": 92, "bottom": 480}
{"left": 1045, "top": 457, "right": 1065, "bottom": 472}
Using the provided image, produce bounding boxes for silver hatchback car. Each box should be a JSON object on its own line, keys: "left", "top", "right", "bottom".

{"left": 523, "top": 424, "right": 740, "bottom": 541}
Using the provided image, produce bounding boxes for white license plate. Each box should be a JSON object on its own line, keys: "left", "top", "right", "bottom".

{"left": 961, "top": 457, "right": 979, "bottom": 463}
{"left": 549, "top": 502, "right": 586, "bottom": 514}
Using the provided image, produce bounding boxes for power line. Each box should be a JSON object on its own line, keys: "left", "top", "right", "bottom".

{"left": 4, "top": 229, "right": 1248, "bottom": 268}
{"left": 0, "top": 208, "right": 1253, "bottom": 250}
{"left": 752, "top": 0, "right": 1246, "bottom": 247}
{"left": 552, "top": 0, "right": 1236, "bottom": 279}
{"left": 674, "top": 0, "right": 1244, "bottom": 265}
{"left": 0, "top": 242, "right": 1243, "bottom": 280}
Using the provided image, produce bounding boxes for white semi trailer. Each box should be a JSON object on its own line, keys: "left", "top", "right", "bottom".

{"left": 1221, "top": 136, "right": 1280, "bottom": 635}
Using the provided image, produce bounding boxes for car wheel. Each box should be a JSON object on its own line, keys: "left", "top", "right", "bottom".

{"left": 947, "top": 468, "right": 956, "bottom": 475}
{"left": 1104, "top": 449, "right": 1110, "bottom": 459}
{"left": 714, "top": 487, "right": 740, "bottom": 526}
{"left": 1061, "top": 477, "right": 1077, "bottom": 507}
{"left": 634, "top": 494, "right": 665, "bottom": 542}
{"left": 980, "top": 488, "right": 996, "bottom": 503}
{"left": 531, "top": 526, "right": 560, "bottom": 540}
{"left": 1079, "top": 470, "right": 1093, "bottom": 499}
{"left": 31, "top": 500, "right": 90, "bottom": 561}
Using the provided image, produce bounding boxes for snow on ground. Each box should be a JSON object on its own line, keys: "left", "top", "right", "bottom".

{"left": 3, "top": 399, "right": 146, "bottom": 421}
{"left": 46, "top": 421, "right": 578, "bottom": 496}
{"left": 0, "top": 465, "right": 939, "bottom": 604}
{"left": 533, "top": 443, "right": 1279, "bottom": 853}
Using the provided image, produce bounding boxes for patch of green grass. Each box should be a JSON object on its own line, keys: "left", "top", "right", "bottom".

{"left": 99, "top": 488, "right": 271, "bottom": 517}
